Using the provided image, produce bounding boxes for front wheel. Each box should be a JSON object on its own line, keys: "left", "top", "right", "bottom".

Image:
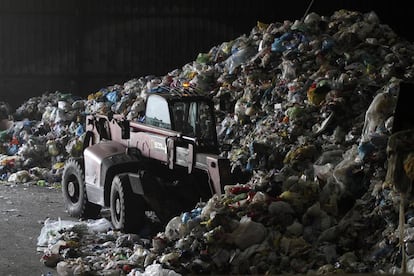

{"left": 110, "top": 174, "right": 145, "bottom": 233}
{"left": 61, "top": 158, "right": 101, "bottom": 218}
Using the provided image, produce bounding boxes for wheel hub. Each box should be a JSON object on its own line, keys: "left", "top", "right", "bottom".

{"left": 115, "top": 197, "right": 121, "bottom": 215}
{"left": 68, "top": 181, "right": 76, "bottom": 197}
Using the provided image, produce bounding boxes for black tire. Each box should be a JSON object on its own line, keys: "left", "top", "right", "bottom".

{"left": 61, "top": 158, "right": 101, "bottom": 219}
{"left": 110, "top": 174, "right": 145, "bottom": 233}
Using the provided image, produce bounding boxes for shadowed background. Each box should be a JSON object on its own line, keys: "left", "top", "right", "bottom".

{"left": 0, "top": 0, "right": 411, "bottom": 109}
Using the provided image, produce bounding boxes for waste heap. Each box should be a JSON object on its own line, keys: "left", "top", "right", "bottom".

{"left": 7, "top": 8, "right": 414, "bottom": 275}
{"left": 0, "top": 91, "right": 87, "bottom": 185}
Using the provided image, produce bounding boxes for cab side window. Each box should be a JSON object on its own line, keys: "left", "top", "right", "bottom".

{"left": 172, "top": 102, "right": 194, "bottom": 135}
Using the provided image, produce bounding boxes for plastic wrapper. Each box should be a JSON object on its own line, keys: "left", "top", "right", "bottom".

{"left": 224, "top": 43, "right": 257, "bottom": 74}
{"left": 360, "top": 91, "right": 397, "bottom": 143}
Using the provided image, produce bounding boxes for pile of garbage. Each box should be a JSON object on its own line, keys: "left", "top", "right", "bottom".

{"left": 0, "top": 91, "right": 87, "bottom": 185}
{"left": 3, "top": 8, "right": 414, "bottom": 275}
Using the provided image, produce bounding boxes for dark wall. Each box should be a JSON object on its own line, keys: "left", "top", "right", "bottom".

{"left": 0, "top": 0, "right": 411, "bottom": 108}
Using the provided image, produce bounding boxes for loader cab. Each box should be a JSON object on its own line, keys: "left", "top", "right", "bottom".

{"left": 145, "top": 93, "right": 219, "bottom": 153}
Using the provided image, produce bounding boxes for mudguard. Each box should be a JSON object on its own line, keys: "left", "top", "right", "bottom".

{"left": 83, "top": 141, "right": 141, "bottom": 206}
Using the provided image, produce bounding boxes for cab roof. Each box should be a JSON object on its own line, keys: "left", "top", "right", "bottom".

{"left": 147, "top": 86, "right": 211, "bottom": 101}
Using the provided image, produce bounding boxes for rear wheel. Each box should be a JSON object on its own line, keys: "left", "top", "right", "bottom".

{"left": 62, "top": 158, "right": 101, "bottom": 218}
{"left": 110, "top": 174, "right": 145, "bottom": 233}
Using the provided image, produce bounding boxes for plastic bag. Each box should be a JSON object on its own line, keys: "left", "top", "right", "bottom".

{"left": 127, "top": 98, "right": 146, "bottom": 121}
{"left": 128, "top": 263, "right": 181, "bottom": 276}
{"left": 332, "top": 145, "right": 362, "bottom": 194}
{"left": 313, "top": 163, "right": 334, "bottom": 182}
{"left": 106, "top": 91, "right": 118, "bottom": 103}
{"left": 164, "top": 216, "right": 186, "bottom": 241}
{"left": 8, "top": 170, "right": 31, "bottom": 183}
{"left": 37, "top": 218, "right": 112, "bottom": 247}
{"left": 65, "top": 137, "right": 83, "bottom": 157}
{"left": 224, "top": 45, "right": 256, "bottom": 74}
{"left": 228, "top": 215, "right": 266, "bottom": 250}
{"left": 86, "top": 218, "right": 112, "bottom": 232}
{"left": 37, "top": 218, "right": 76, "bottom": 247}
{"left": 360, "top": 91, "right": 396, "bottom": 143}
{"left": 280, "top": 59, "right": 296, "bottom": 80}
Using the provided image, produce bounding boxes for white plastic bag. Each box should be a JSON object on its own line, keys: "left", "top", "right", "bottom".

{"left": 37, "top": 218, "right": 112, "bottom": 247}
{"left": 128, "top": 263, "right": 181, "bottom": 276}
{"left": 37, "top": 218, "right": 76, "bottom": 247}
